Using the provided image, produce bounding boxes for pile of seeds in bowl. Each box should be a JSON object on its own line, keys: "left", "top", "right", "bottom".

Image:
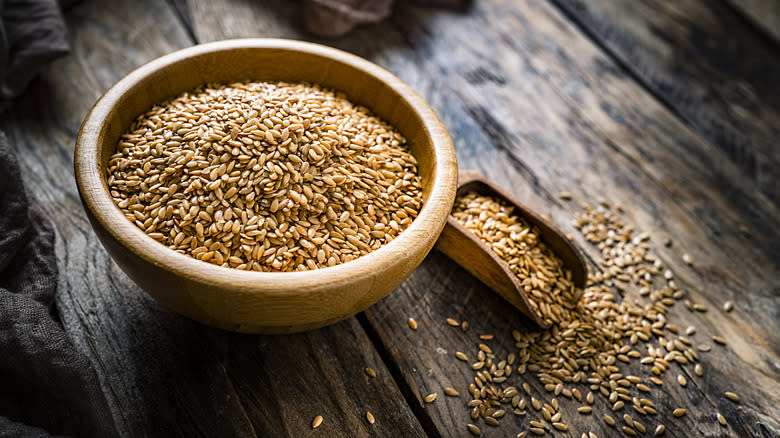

{"left": 442, "top": 195, "right": 737, "bottom": 437}
{"left": 106, "top": 81, "right": 423, "bottom": 272}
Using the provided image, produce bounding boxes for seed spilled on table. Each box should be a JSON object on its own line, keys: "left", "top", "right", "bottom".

{"left": 444, "top": 197, "right": 736, "bottom": 435}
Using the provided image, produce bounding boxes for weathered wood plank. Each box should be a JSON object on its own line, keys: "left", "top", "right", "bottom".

{"left": 189, "top": 0, "right": 780, "bottom": 436}
{"left": 1, "top": 0, "right": 425, "bottom": 436}
{"left": 724, "top": 0, "right": 780, "bottom": 44}
{"left": 552, "top": 0, "right": 780, "bottom": 206}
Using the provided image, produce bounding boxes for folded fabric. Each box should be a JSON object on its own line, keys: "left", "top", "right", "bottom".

{"left": 0, "top": 112, "right": 117, "bottom": 438}
{"left": 0, "top": 0, "right": 69, "bottom": 112}
{"left": 304, "top": 0, "right": 470, "bottom": 37}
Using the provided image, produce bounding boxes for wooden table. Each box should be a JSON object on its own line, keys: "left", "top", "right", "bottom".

{"left": 3, "top": 0, "right": 778, "bottom": 436}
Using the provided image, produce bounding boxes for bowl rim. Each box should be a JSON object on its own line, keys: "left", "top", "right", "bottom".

{"left": 75, "top": 38, "right": 457, "bottom": 296}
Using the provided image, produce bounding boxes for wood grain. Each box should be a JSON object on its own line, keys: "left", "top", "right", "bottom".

{"left": 553, "top": 0, "right": 780, "bottom": 206}
{"left": 1, "top": 0, "right": 425, "bottom": 436}
{"left": 724, "top": 0, "right": 780, "bottom": 43}
{"left": 187, "top": 0, "right": 779, "bottom": 436}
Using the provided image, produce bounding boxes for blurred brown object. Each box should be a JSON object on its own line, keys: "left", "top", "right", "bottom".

{"left": 303, "top": 0, "right": 470, "bottom": 37}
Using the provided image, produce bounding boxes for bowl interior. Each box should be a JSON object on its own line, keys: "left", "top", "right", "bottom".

{"left": 95, "top": 42, "right": 438, "bottom": 204}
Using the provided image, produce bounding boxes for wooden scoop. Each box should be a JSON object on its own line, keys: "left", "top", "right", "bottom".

{"left": 435, "top": 171, "right": 588, "bottom": 329}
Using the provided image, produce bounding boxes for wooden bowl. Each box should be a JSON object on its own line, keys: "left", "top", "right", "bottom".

{"left": 74, "top": 39, "right": 457, "bottom": 334}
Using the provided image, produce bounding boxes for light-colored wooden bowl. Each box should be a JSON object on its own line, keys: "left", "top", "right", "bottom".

{"left": 75, "top": 39, "right": 457, "bottom": 334}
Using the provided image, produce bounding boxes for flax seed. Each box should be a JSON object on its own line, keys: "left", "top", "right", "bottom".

{"left": 108, "top": 82, "right": 422, "bottom": 272}
{"left": 444, "top": 387, "right": 460, "bottom": 397}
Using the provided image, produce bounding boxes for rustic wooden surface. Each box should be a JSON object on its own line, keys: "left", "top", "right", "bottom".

{"left": 2, "top": 0, "right": 778, "bottom": 436}
{"left": 724, "top": 0, "right": 780, "bottom": 44}
{"left": 553, "top": 0, "right": 780, "bottom": 206}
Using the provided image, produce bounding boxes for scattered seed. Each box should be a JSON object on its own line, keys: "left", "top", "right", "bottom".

{"left": 724, "top": 392, "right": 739, "bottom": 402}
{"left": 364, "top": 367, "right": 376, "bottom": 378}
{"left": 479, "top": 334, "right": 494, "bottom": 340}
{"left": 462, "top": 321, "right": 470, "bottom": 331}
{"left": 312, "top": 415, "right": 323, "bottom": 429}
{"left": 408, "top": 318, "right": 418, "bottom": 330}
{"left": 455, "top": 352, "right": 468, "bottom": 361}
{"left": 366, "top": 412, "right": 375, "bottom": 424}
{"left": 712, "top": 336, "right": 727, "bottom": 345}
{"left": 444, "top": 387, "right": 460, "bottom": 397}
{"left": 553, "top": 422, "right": 568, "bottom": 431}
{"left": 559, "top": 192, "right": 573, "bottom": 200}
{"left": 484, "top": 416, "right": 500, "bottom": 427}
{"left": 467, "top": 423, "right": 481, "bottom": 436}
{"left": 694, "top": 364, "right": 703, "bottom": 376}
{"left": 478, "top": 344, "right": 492, "bottom": 354}
{"left": 529, "top": 427, "right": 546, "bottom": 435}
{"left": 450, "top": 201, "right": 734, "bottom": 437}
{"left": 697, "top": 344, "right": 711, "bottom": 352}
{"left": 654, "top": 424, "right": 665, "bottom": 435}
{"left": 446, "top": 318, "right": 459, "bottom": 327}
{"left": 517, "top": 432, "right": 528, "bottom": 438}
{"left": 717, "top": 413, "right": 727, "bottom": 425}
{"left": 682, "top": 254, "right": 691, "bottom": 265}
{"left": 673, "top": 408, "right": 686, "bottom": 417}
{"left": 723, "top": 301, "right": 734, "bottom": 312}
{"left": 424, "top": 393, "right": 437, "bottom": 403}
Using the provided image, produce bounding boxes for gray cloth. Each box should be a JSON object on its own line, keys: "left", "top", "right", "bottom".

{"left": 0, "top": 0, "right": 69, "bottom": 111}
{"left": 304, "top": 0, "right": 470, "bottom": 37}
{"left": 0, "top": 0, "right": 118, "bottom": 435}
{"left": 0, "top": 134, "right": 117, "bottom": 437}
